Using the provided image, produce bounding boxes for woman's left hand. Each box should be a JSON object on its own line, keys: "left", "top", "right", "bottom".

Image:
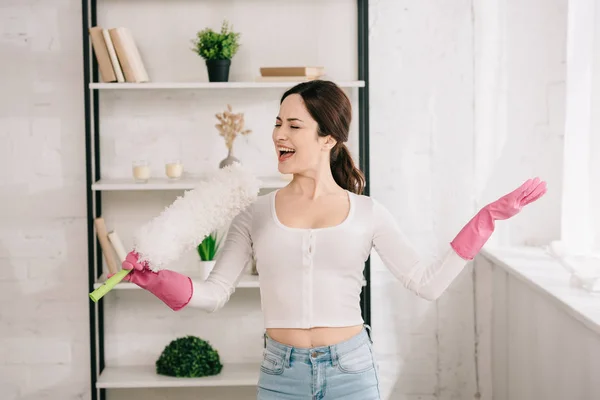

{"left": 450, "top": 177, "right": 547, "bottom": 260}
{"left": 484, "top": 177, "right": 547, "bottom": 220}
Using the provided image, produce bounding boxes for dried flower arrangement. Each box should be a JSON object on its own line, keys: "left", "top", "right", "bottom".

{"left": 215, "top": 104, "right": 252, "bottom": 168}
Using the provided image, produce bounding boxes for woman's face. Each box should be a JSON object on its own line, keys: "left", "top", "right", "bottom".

{"left": 272, "top": 94, "right": 332, "bottom": 175}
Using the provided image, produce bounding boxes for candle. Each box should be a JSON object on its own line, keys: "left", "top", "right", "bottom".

{"left": 132, "top": 160, "right": 150, "bottom": 183}
{"left": 165, "top": 161, "right": 183, "bottom": 180}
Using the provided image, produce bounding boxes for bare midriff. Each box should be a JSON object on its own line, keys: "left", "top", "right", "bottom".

{"left": 266, "top": 325, "right": 364, "bottom": 348}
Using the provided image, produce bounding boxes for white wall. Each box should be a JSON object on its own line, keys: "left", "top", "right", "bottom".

{"left": 564, "top": 0, "right": 600, "bottom": 253}
{"left": 369, "top": 1, "right": 477, "bottom": 399}
{"left": 369, "top": 0, "right": 565, "bottom": 399}
{"left": 592, "top": 0, "right": 600, "bottom": 252}
{"left": 0, "top": 2, "right": 90, "bottom": 399}
{"left": 0, "top": 1, "right": 567, "bottom": 400}
{"left": 473, "top": 0, "right": 565, "bottom": 247}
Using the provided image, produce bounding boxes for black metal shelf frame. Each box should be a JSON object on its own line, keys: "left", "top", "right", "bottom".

{"left": 82, "top": 1, "right": 370, "bottom": 399}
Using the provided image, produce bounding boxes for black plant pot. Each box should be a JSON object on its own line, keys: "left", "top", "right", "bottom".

{"left": 205, "top": 59, "right": 231, "bottom": 82}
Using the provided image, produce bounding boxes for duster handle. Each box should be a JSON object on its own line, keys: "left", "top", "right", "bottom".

{"left": 89, "top": 269, "right": 131, "bottom": 302}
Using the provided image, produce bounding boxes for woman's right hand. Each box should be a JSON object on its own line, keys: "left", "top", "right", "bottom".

{"left": 120, "top": 251, "right": 148, "bottom": 276}
{"left": 109, "top": 251, "right": 194, "bottom": 311}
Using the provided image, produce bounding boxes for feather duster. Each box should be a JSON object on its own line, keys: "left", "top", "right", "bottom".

{"left": 89, "top": 162, "right": 260, "bottom": 302}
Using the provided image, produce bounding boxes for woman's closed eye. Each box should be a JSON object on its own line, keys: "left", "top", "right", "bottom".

{"left": 274, "top": 124, "right": 301, "bottom": 129}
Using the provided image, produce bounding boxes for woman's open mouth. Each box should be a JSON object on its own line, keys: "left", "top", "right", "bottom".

{"left": 277, "top": 146, "right": 296, "bottom": 162}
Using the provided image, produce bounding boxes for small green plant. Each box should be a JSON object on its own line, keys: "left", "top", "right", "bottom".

{"left": 156, "top": 335, "right": 223, "bottom": 378}
{"left": 197, "top": 232, "right": 220, "bottom": 261}
{"left": 191, "top": 20, "right": 241, "bottom": 61}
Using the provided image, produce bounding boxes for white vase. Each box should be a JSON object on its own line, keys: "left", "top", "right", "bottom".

{"left": 199, "top": 260, "right": 216, "bottom": 280}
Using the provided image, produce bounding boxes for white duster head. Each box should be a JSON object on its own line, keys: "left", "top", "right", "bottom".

{"left": 133, "top": 163, "right": 261, "bottom": 272}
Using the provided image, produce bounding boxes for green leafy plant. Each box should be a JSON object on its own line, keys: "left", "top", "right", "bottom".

{"left": 156, "top": 335, "right": 223, "bottom": 378}
{"left": 191, "top": 20, "right": 241, "bottom": 61}
{"left": 197, "top": 232, "right": 220, "bottom": 261}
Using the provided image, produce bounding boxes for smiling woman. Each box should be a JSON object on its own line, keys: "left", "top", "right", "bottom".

{"left": 273, "top": 81, "right": 366, "bottom": 195}
{"left": 118, "top": 79, "right": 546, "bottom": 400}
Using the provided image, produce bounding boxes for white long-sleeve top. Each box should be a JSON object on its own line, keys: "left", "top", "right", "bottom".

{"left": 188, "top": 189, "right": 469, "bottom": 329}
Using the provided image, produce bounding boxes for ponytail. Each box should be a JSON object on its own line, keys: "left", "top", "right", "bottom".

{"left": 330, "top": 143, "right": 365, "bottom": 195}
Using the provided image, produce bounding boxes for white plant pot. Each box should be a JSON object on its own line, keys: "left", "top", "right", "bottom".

{"left": 199, "top": 260, "right": 216, "bottom": 280}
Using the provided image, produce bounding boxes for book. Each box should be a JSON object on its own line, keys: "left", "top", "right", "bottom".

{"left": 107, "top": 231, "right": 127, "bottom": 262}
{"left": 108, "top": 27, "right": 150, "bottom": 83}
{"left": 88, "top": 27, "right": 117, "bottom": 82}
{"left": 101, "top": 28, "right": 125, "bottom": 83}
{"left": 259, "top": 66, "right": 325, "bottom": 77}
{"left": 94, "top": 217, "right": 119, "bottom": 275}
{"left": 255, "top": 75, "right": 323, "bottom": 82}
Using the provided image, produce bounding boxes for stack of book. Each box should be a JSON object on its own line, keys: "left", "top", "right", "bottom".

{"left": 256, "top": 66, "right": 325, "bottom": 82}
{"left": 94, "top": 217, "right": 128, "bottom": 278}
{"left": 89, "top": 26, "right": 150, "bottom": 83}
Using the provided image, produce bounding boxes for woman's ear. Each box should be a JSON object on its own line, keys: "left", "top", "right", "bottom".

{"left": 321, "top": 135, "right": 337, "bottom": 151}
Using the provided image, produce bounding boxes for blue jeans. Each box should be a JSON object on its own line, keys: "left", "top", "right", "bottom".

{"left": 257, "top": 326, "right": 381, "bottom": 399}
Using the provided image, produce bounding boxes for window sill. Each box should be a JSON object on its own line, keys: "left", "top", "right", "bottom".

{"left": 480, "top": 246, "right": 600, "bottom": 336}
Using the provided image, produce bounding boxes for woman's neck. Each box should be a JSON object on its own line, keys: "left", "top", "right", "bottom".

{"left": 288, "top": 167, "right": 342, "bottom": 199}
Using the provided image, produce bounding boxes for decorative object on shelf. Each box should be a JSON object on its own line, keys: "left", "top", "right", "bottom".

{"left": 132, "top": 160, "right": 150, "bottom": 183}
{"left": 156, "top": 335, "right": 223, "bottom": 378}
{"left": 165, "top": 160, "right": 183, "bottom": 180}
{"left": 215, "top": 104, "right": 252, "bottom": 168}
{"left": 89, "top": 163, "right": 261, "bottom": 302}
{"left": 197, "top": 232, "right": 220, "bottom": 280}
{"left": 191, "top": 20, "right": 240, "bottom": 82}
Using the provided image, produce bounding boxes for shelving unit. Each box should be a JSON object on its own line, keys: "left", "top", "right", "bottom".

{"left": 91, "top": 175, "right": 290, "bottom": 191}
{"left": 93, "top": 271, "right": 260, "bottom": 290}
{"left": 93, "top": 272, "right": 365, "bottom": 291}
{"left": 90, "top": 81, "right": 365, "bottom": 90}
{"left": 82, "top": 1, "right": 370, "bottom": 400}
{"left": 96, "top": 364, "right": 260, "bottom": 389}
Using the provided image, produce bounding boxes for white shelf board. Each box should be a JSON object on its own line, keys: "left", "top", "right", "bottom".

{"left": 91, "top": 176, "right": 289, "bottom": 191}
{"left": 96, "top": 363, "right": 259, "bottom": 389}
{"left": 94, "top": 271, "right": 259, "bottom": 290}
{"left": 95, "top": 273, "right": 365, "bottom": 290}
{"left": 89, "top": 81, "right": 365, "bottom": 90}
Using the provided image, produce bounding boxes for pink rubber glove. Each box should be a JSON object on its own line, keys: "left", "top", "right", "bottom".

{"left": 111, "top": 251, "right": 194, "bottom": 311}
{"left": 450, "top": 177, "right": 547, "bottom": 260}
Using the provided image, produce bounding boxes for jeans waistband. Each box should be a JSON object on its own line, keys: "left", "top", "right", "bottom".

{"left": 264, "top": 325, "right": 372, "bottom": 366}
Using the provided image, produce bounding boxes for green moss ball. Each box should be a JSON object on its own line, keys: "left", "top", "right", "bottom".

{"left": 156, "top": 336, "right": 223, "bottom": 378}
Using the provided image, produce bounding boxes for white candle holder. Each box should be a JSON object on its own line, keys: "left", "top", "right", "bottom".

{"left": 132, "top": 160, "right": 150, "bottom": 183}
{"left": 165, "top": 160, "right": 183, "bottom": 180}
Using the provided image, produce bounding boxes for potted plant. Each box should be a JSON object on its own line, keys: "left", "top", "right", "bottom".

{"left": 215, "top": 104, "right": 252, "bottom": 168}
{"left": 191, "top": 20, "right": 240, "bottom": 82}
{"left": 197, "top": 232, "right": 220, "bottom": 280}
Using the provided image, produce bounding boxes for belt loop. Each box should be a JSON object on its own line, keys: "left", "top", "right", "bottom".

{"left": 364, "top": 324, "right": 373, "bottom": 344}
{"left": 285, "top": 347, "right": 292, "bottom": 368}
{"left": 330, "top": 345, "right": 338, "bottom": 367}
{"left": 263, "top": 331, "right": 267, "bottom": 348}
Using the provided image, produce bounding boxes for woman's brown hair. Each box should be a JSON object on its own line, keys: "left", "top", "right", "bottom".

{"left": 280, "top": 80, "right": 365, "bottom": 194}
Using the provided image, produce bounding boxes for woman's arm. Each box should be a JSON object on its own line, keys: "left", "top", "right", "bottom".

{"left": 372, "top": 177, "right": 546, "bottom": 300}
{"left": 120, "top": 207, "right": 254, "bottom": 312}
{"left": 371, "top": 199, "right": 467, "bottom": 301}
{"left": 187, "top": 208, "right": 253, "bottom": 311}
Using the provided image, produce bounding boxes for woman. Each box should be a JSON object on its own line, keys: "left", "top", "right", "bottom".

{"left": 119, "top": 80, "right": 547, "bottom": 399}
